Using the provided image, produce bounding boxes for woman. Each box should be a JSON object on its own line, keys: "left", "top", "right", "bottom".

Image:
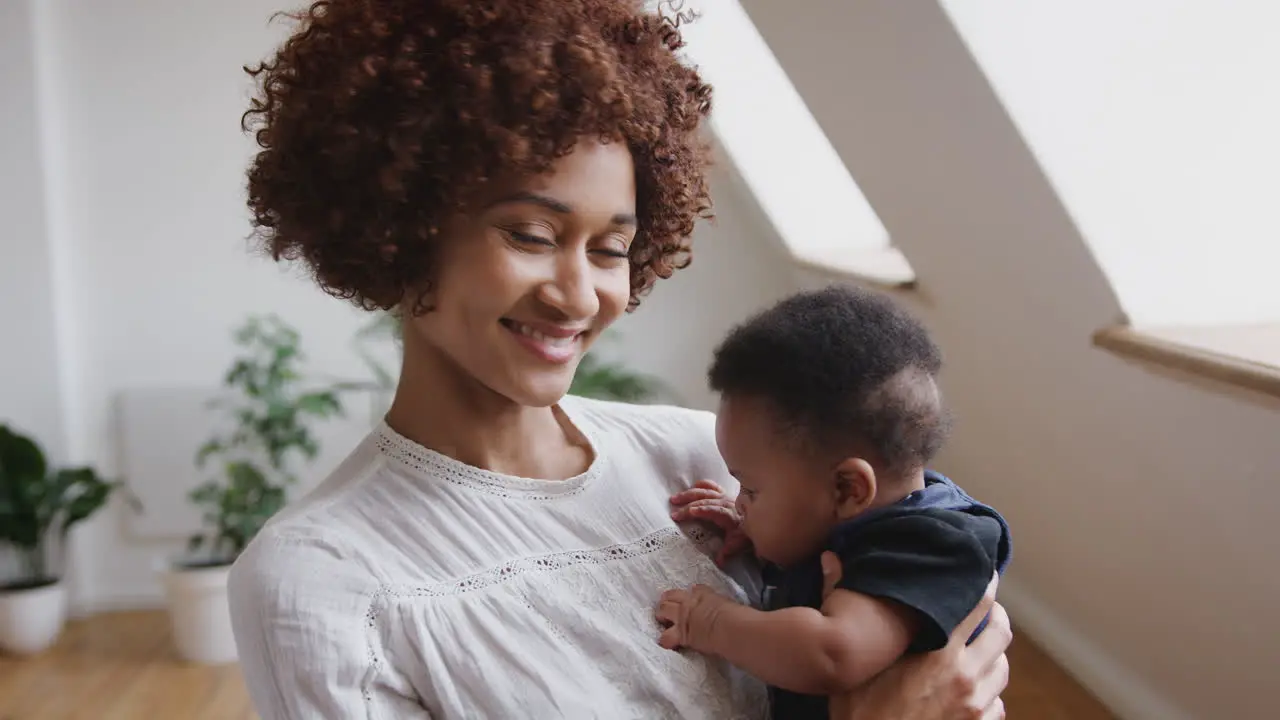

{"left": 228, "top": 1, "right": 1012, "bottom": 718}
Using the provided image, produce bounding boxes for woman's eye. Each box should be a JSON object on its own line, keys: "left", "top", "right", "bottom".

{"left": 506, "top": 229, "right": 555, "bottom": 246}
{"left": 592, "top": 237, "right": 632, "bottom": 260}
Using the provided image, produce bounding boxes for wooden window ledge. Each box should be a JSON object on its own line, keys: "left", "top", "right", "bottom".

{"left": 1093, "top": 323, "right": 1280, "bottom": 399}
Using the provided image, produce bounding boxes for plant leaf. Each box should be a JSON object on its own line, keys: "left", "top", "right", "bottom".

{"left": 297, "top": 391, "right": 341, "bottom": 417}
{"left": 0, "top": 425, "right": 49, "bottom": 486}
{"left": 195, "top": 440, "right": 223, "bottom": 467}
{"left": 57, "top": 468, "right": 115, "bottom": 537}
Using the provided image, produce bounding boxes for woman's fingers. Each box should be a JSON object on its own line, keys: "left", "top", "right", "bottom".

{"left": 819, "top": 551, "right": 843, "bottom": 599}
{"left": 964, "top": 598, "right": 1012, "bottom": 674}
{"left": 972, "top": 652, "right": 1010, "bottom": 713}
{"left": 962, "top": 600, "right": 1012, "bottom": 719}
{"left": 950, "top": 573, "right": 999, "bottom": 648}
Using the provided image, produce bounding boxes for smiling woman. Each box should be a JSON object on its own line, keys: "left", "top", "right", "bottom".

{"left": 392, "top": 141, "right": 639, "bottom": 413}
{"left": 225, "top": 1, "right": 1011, "bottom": 719}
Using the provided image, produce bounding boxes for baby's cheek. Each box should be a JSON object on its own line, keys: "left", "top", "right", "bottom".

{"left": 743, "top": 509, "right": 776, "bottom": 550}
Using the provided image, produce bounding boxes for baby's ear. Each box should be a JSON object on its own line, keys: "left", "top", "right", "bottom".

{"left": 832, "top": 457, "right": 877, "bottom": 520}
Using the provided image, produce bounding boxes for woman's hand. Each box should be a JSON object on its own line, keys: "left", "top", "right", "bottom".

{"left": 670, "top": 479, "right": 751, "bottom": 566}
{"left": 822, "top": 553, "right": 1011, "bottom": 720}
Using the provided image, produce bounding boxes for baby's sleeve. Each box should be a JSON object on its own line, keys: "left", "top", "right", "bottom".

{"left": 834, "top": 510, "right": 999, "bottom": 653}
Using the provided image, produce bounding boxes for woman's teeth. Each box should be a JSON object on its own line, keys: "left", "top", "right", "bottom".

{"left": 510, "top": 322, "right": 578, "bottom": 347}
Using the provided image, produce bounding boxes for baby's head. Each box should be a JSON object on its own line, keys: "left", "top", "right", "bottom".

{"left": 708, "top": 285, "right": 951, "bottom": 567}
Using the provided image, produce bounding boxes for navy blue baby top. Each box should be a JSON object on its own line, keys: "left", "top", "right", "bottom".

{"left": 761, "top": 471, "right": 1012, "bottom": 720}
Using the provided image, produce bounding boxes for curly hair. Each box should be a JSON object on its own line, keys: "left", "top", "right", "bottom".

{"left": 241, "top": 0, "right": 714, "bottom": 312}
{"left": 709, "top": 285, "right": 952, "bottom": 477}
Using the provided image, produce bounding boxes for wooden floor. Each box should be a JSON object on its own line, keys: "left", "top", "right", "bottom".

{"left": 0, "top": 611, "right": 1115, "bottom": 719}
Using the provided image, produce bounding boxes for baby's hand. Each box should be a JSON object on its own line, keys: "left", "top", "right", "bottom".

{"left": 654, "top": 584, "right": 733, "bottom": 652}
{"left": 669, "top": 479, "right": 751, "bottom": 567}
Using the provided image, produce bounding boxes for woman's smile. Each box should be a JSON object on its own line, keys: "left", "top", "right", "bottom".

{"left": 499, "top": 318, "right": 588, "bottom": 364}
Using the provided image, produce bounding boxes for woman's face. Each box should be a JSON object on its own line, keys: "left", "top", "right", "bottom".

{"left": 404, "top": 140, "right": 636, "bottom": 408}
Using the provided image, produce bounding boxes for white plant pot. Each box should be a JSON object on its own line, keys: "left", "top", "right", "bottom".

{"left": 161, "top": 564, "right": 237, "bottom": 665}
{"left": 0, "top": 580, "right": 67, "bottom": 656}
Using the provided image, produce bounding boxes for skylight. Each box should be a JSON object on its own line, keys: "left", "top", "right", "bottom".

{"left": 672, "top": 0, "right": 912, "bottom": 283}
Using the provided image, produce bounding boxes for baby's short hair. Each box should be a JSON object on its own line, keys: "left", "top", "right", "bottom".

{"left": 708, "top": 285, "right": 951, "bottom": 476}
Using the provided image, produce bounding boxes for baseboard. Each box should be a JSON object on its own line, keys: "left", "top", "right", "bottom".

{"left": 999, "top": 577, "right": 1196, "bottom": 720}
{"left": 70, "top": 585, "right": 166, "bottom": 618}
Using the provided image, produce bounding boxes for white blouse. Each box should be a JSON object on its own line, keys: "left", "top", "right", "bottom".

{"left": 227, "top": 395, "right": 768, "bottom": 719}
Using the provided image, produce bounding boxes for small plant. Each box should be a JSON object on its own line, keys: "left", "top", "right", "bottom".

{"left": 568, "top": 340, "right": 665, "bottom": 403}
{"left": 188, "top": 315, "right": 347, "bottom": 566}
{"left": 0, "top": 425, "right": 133, "bottom": 590}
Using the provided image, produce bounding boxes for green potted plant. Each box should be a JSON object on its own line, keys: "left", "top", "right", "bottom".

{"left": 0, "top": 425, "right": 132, "bottom": 655}
{"left": 568, "top": 339, "right": 667, "bottom": 402}
{"left": 161, "top": 315, "right": 348, "bottom": 664}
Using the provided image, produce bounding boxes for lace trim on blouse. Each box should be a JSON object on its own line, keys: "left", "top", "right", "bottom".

{"left": 376, "top": 526, "right": 715, "bottom": 600}
{"left": 372, "top": 406, "right": 606, "bottom": 501}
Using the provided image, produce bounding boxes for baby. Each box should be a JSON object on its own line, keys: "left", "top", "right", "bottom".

{"left": 655, "top": 285, "right": 1012, "bottom": 719}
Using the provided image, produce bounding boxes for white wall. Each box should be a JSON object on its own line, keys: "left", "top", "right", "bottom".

{"left": 28, "top": 0, "right": 389, "bottom": 612}
{"left": 938, "top": 0, "right": 1280, "bottom": 327}
{"left": 741, "top": 1, "right": 1279, "bottom": 718}
{"left": 1, "top": 0, "right": 64, "bottom": 456}
{"left": 611, "top": 164, "right": 796, "bottom": 410}
{"left": 0, "top": 0, "right": 66, "bottom": 581}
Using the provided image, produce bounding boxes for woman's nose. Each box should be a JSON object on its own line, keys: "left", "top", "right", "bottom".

{"left": 537, "top": 249, "right": 600, "bottom": 320}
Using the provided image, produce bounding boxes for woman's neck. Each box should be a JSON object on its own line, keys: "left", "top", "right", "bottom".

{"left": 383, "top": 342, "right": 592, "bottom": 481}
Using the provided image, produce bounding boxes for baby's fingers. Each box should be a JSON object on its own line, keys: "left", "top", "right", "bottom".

{"left": 692, "top": 479, "right": 724, "bottom": 493}
{"left": 715, "top": 530, "right": 752, "bottom": 567}
{"left": 657, "top": 625, "right": 684, "bottom": 650}
{"left": 669, "top": 487, "right": 724, "bottom": 507}
{"left": 672, "top": 499, "right": 738, "bottom": 528}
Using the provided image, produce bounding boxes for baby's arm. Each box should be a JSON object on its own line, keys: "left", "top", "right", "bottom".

{"left": 656, "top": 584, "right": 918, "bottom": 695}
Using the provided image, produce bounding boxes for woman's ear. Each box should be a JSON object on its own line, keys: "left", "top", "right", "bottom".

{"left": 832, "top": 457, "right": 877, "bottom": 520}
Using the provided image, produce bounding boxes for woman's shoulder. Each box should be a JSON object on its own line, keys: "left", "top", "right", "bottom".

{"left": 225, "top": 524, "right": 383, "bottom": 667}
{"left": 562, "top": 395, "right": 717, "bottom": 448}
{"left": 228, "top": 515, "right": 378, "bottom": 607}
{"left": 562, "top": 395, "right": 730, "bottom": 484}
{"left": 227, "top": 437, "right": 392, "bottom": 606}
